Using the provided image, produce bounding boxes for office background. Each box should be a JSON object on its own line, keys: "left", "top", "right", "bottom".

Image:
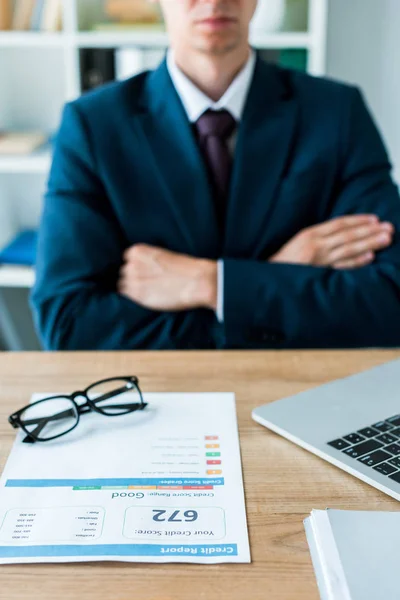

{"left": 0, "top": 0, "right": 399, "bottom": 351}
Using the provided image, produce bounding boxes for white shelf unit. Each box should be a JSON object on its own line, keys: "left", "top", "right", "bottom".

{"left": 0, "top": 30, "right": 317, "bottom": 50}
{"left": 0, "top": 0, "right": 328, "bottom": 289}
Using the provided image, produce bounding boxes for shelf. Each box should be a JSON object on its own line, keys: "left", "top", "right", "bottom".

{"left": 0, "top": 32, "right": 66, "bottom": 47}
{"left": 75, "top": 30, "right": 169, "bottom": 48}
{"left": 0, "top": 150, "right": 52, "bottom": 174}
{"left": 76, "top": 30, "right": 312, "bottom": 50}
{"left": 0, "top": 30, "right": 168, "bottom": 49}
{"left": 0, "top": 265, "right": 35, "bottom": 288}
{"left": 0, "top": 30, "right": 313, "bottom": 50}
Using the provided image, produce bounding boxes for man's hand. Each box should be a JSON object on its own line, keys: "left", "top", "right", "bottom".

{"left": 269, "top": 215, "right": 395, "bottom": 269}
{"left": 118, "top": 244, "right": 217, "bottom": 312}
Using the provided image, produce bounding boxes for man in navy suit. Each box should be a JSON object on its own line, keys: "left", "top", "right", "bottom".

{"left": 31, "top": 0, "right": 400, "bottom": 350}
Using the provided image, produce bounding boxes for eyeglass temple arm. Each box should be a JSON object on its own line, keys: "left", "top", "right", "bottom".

{"left": 22, "top": 408, "right": 76, "bottom": 427}
{"left": 22, "top": 420, "right": 48, "bottom": 444}
{"left": 90, "top": 384, "right": 140, "bottom": 405}
{"left": 22, "top": 408, "right": 77, "bottom": 444}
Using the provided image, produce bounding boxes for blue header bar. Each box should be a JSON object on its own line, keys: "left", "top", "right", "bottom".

{"left": 5, "top": 478, "right": 225, "bottom": 488}
{"left": 0, "top": 543, "right": 238, "bottom": 558}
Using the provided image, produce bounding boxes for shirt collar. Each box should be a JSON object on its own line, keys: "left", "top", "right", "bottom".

{"left": 166, "top": 49, "right": 256, "bottom": 123}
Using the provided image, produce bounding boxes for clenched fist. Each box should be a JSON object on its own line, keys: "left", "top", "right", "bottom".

{"left": 118, "top": 244, "right": 218, "bottom": 312}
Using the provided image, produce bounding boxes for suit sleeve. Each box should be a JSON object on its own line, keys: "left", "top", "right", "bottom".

{"left": 30, "top": 102, "right": 216, "bottom": 350}
{"left": 222, "top": 88, "right": 400, "bottom": 348}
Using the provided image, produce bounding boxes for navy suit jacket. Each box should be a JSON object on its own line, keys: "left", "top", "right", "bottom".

{"left": 31, "top": 54, "right": 400, "bottom": 350}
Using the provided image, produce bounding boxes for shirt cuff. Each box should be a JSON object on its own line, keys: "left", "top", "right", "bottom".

{"left": 216, "top": 259, "right": 224, "bottom": 323}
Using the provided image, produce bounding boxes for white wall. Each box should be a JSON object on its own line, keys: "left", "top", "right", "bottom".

{"left": 326, "top": 0, "right": 400, "bottom": 185}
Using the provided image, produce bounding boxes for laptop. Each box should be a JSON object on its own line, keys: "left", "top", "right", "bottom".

{"left": 252, "top": 358, "right": 400, "bottom": 501}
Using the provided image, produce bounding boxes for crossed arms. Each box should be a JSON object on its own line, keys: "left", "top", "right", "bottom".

{"left": 31, "top": 91, "right": 400, "bottom": 350}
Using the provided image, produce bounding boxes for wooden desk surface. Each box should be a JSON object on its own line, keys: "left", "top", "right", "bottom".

{"left": 0, "top": 350, "right": 399, "bottom": 600}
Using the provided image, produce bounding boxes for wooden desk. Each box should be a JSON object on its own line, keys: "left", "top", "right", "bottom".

{"left": 1, "top": 350, "right": 399, "bottom": 600}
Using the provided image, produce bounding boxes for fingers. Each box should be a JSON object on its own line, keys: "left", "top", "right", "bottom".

{"left": 329, "top": 229, "right": 393, "bottom": 263}
{"left": 334, "top": 252, "right": 375, "bottom": 270}
{"left": 311, "top": 214, "right": 380, "bottom": 236}
{"left": 269, "top": 215, "right": 395, "bottom": 269}
{"left": 323, "top": 221, "right": 394, "bottom": 251}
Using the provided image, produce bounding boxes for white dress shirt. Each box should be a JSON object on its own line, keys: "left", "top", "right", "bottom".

{"left": 166, "top": 49, "right": 257, "bottom": 322}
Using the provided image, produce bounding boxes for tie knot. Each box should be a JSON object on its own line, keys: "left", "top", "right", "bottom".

{"left": 196, "top": 109, "right": 236, "bottom": 141}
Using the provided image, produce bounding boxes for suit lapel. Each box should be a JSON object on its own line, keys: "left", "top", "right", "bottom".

{"left": 131, "top": 61, "right": 220, "bottom": 258}
{"left": 224, "top": 57, "right": 298, "bottom": 257}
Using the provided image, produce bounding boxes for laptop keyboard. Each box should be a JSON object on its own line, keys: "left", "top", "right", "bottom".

{"left": 328, "top": 414, "right": 400, "bottom": 483}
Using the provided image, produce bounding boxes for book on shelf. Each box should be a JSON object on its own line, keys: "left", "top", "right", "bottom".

{"left": 0, "top": 132, "right": 48, "bottom": 155}
{"left": 0, "top": 0, "right": 12, "bottom": 30}
{"left": 41, "top": 0, "right": 62, "bottom": 32}
{"left": 12, "top": 0, "right": 36, "bottom": 30}
{"left": 30, "top": 0, "right": 45, "bottom": 31}
{"left": 104, "top": 0, "right": 163, "bottom": 25}
{"left": 79, "top": 49, "right": 116, "bottom": 93}
{"left": 10, "top": 0, "right": 62, "bottom": 32}
{"left": 0, "top": 230, "right": 37, "bottom": 267}
{"left": 91, "top": 22, "right": 165, "bottom": 32}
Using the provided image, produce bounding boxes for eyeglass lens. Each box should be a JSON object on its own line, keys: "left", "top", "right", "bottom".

{"left": 20, "top": 397, "right": 79, "bottom": 441}
{"left": 87, "top": 379, "right": 143, "bottom": 415}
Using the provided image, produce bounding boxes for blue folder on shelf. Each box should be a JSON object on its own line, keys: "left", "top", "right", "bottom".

{"left": 0, "top": 230, "right": 38, "bottom": 266}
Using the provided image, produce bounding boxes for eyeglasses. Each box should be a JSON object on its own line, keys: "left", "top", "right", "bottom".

{"left": 8, "top": 376, "right": 147, "bottom": 444}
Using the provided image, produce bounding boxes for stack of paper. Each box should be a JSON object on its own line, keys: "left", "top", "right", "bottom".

{"left": 304, "top": 509, "right": 400, "bottom": 600}
{"left": 0, "top": 132, "right": 47, "bottom": 155}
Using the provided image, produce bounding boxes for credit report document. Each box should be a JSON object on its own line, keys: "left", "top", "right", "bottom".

{"left": 0, "top": 393, "right": 250, "bottom": 564}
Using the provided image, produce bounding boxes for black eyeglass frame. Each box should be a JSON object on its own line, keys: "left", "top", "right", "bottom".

{"left": 8, "top": 376, "right": 147, "bottom": 444}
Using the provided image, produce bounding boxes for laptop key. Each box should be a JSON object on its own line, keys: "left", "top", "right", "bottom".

{"left": 384, "top": 443, "right": 400, "bottom": 456}
{"left": 358, "top": 427, "right": 379, "bottom": 438}
{"left": 376, "top": 433, "right": 397, "bottom": 445}
{"left": 343, "top": 439, "right": 383, "bottom": 458}
{"left": 328, "top": 438, "right": 351, "bottom": 450}
{"left": 372, "top": 421, "right": 394, "bottom": 433}
{"left": 343, "top": 433, "right": 365, "bottom": 444}
{"left": 358, "top": 450, "right": 392, "bottom": 467}
{"left": 373, "top": 462, "right": 398, "bottom": 476}
{"left": 387, "top": 415, "right": 400, "bottom": 427}
{"left": 388, "top": 457, "right": 400, "bottom": 469}
{"left": 389, "top": 427, "right": 400, "bottom": 438}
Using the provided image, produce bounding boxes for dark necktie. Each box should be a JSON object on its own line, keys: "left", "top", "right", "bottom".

{"left": 195, "top": 109, "right": 236, "bottom": 233}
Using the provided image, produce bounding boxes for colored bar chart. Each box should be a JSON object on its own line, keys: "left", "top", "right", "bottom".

{"left": 6, "top": 478, "right": 225, "bottom": 491}
{"left": 205, "top": 436, "right": 222, "bottom": 478}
